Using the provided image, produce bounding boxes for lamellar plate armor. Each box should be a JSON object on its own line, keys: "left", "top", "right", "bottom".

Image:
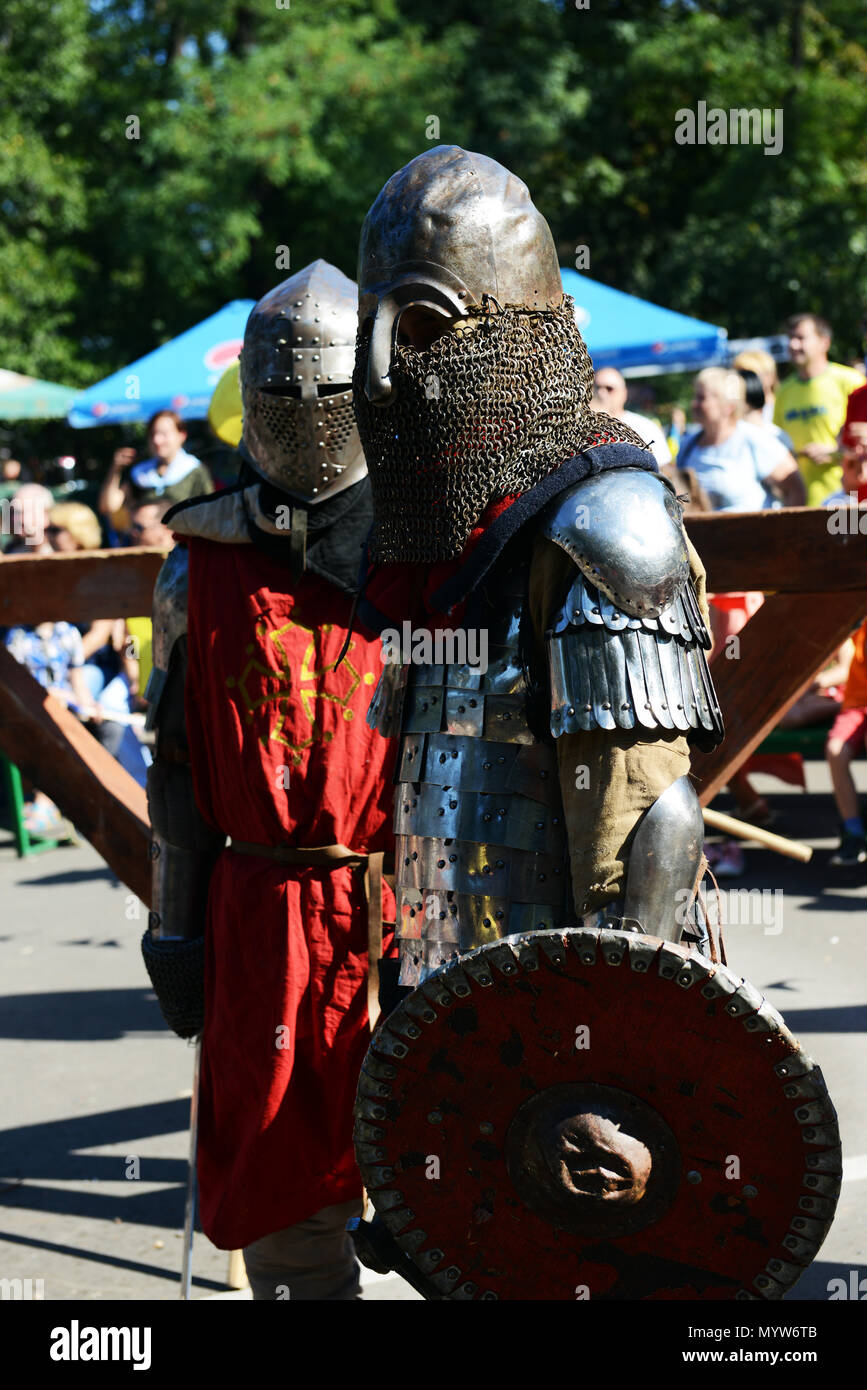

{"left": 369, "top": 468, "right": 722, "bottom": 988}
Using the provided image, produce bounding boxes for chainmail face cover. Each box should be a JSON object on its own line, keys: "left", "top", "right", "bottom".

{"left": 353, "top": 298, "right": 648, "bottom": 564}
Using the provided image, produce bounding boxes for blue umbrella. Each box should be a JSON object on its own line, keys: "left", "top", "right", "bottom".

{"left": 68, "top": 301, "right": 255, "bottom": 428}
{"left": 561, "top": 270, "right": 727, "bottom": 373}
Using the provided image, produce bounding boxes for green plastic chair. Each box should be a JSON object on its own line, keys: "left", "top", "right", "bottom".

{"left": 0, "top": 755, "right": 65, "bottom": 856}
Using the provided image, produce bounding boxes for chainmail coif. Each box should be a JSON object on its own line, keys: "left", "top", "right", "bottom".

{"left": 353, "top": 296, "right": 648, "bottom": 564}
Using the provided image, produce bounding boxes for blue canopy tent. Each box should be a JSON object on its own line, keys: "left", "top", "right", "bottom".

{"left": 560, "top": 270, "right": 727, "bottom": 375}
{"left": 68, "top": 300, "right": 255, "bottom": 428}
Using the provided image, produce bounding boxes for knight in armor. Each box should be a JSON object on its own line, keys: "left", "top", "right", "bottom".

{"left": 141, "top": 261, "right": 396, "bottom": 1299}
{"left": 354, "top": 146, "right": 722, "bottom": 990}
{"left": 347, "top": 149, "right": 840, "bottom": 1300}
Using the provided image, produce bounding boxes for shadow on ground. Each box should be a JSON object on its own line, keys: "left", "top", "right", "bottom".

{"left": 0, "top": 988, "right": 168, "bottom": 1041}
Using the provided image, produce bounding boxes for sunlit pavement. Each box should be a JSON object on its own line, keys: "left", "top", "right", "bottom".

{"left": 0, "top": 758, "right": 863, "bottom": 1302}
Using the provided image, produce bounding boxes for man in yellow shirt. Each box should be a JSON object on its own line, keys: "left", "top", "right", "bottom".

{"left": 774, "top": 313, "right": 864, "bottom": 505}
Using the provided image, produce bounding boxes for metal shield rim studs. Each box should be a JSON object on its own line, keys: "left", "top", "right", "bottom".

{"left": 353, "top": 928, "right": 841, "bottom": 1302}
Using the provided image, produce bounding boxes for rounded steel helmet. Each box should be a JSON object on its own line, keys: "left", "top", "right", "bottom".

{"left": 357, "top": 145, "right": 565, "bottom": 405}
{"left": 240, "top": 259, "right": 366, "bottom": 501}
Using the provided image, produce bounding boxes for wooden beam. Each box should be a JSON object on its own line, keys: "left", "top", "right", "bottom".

{"left": 685, "top": 506, "right": 867, "bottom": 594}
{"left": 691, "top": 590, "right": 867, "bottom": 804}
{"left": 0, "top": 548, "right": 167, "bottom": 626}
{"left": 0, "top": 645, "right": 151, "bottom": 904}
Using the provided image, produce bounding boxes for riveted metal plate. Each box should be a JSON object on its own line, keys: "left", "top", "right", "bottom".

{"left": 361, "top": 1055, "right": 399, "bottom": 1082}
{"left": 404, "top": 686, "right": 446, "bottom": 734}
{"left": 569, "top": 928, "right": 600, "bottom": 965}
{"left": 462, "top": 954, "right": 494, "bottom": 987}
{"left": 354, "top": 1141, "right": 387, "bottom": 1164}
{"left": 413, "top": 1246, "right": 446, "bottom": 1274}
{"left": 762, "top": 1257, "right": 807, "bottom": 1289}
{"left": 395, "top": 1228, "right": 427, "bottom": 1253}
{"left": 445, "top": 689, "right": 486, "bottom": 737}
{"left": 380, "top": 1207, "right": 417, "bottom": 1236}
{"left": 598, "top": 930, "right": 627, "bottom": 965}
{"left": 803, "top": 1147, "right": 843, "bottom": 1173}
{"left": 484, "top": 694, "right": 535, "bottom": 744}
{"left": 774, "top": 1054, "right": 817, "bottom": 1081}
{"left": 752, "top": 1271, "right": 786, "bottom": 1299}
{"left": 357, "top": 1071, "right": 393, "bottom": 1100}
{"left": 628, "top": 936, "right": 660, "bottom": 973}
{"left": 722, "top": 980, "right": 764, "bottom": 1019}
{"left": 371, "top": 1030, "right": 409, "bottom": 1060}
{"left": 801, "top": 1171, "right": 841, "bottom": 1200}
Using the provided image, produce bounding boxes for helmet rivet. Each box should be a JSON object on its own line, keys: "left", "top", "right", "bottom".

{"left": 293, "top": 314, "right": 301, "bottom": 320}
{"left": 294, "top": 301, "right": 302, "bottom": 307}
{"left": 277, "top": 338, "right": 286, "bottom": 346}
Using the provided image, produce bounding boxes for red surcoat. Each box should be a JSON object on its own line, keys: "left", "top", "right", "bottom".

{"left": 184, "top": 536, "right": 395, "bottom": 1249}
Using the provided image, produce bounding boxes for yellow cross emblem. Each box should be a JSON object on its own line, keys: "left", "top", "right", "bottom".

{"left": 225, "top": 615, "right": 376, "bottom": 765}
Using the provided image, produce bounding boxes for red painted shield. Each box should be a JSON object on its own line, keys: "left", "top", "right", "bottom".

{"left": 354, "top": 929, "right": 840, "bottom": 1300}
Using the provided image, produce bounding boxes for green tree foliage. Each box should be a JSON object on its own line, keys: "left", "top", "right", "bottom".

{"left": 1, "top": 0, "right": 865, "bottom": 388}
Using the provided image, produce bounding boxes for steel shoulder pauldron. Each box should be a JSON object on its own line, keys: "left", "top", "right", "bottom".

{"left": 540, "top": 470, "right": 724, "bottom": 745}
{"left": 144, "top": 544, "right": 189, "bottom": 731}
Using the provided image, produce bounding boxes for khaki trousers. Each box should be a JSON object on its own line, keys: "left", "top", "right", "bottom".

{"left": 242, "top": 1199, "right": 362, "bottom": 1301}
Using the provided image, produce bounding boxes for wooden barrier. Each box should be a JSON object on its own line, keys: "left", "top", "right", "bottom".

{"left": 0, "top": 644, "right": 151, "bottom": 901}
{"left": 0, "top": 547, "right": 166, "bottom": 625}
{"left": 0, "top": 507, "right": 865, "bottom": 892}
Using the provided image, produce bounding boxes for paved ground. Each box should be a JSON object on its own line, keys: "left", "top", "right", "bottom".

{"left": 0, "top": 760, "right": 864, "bottom": 1302}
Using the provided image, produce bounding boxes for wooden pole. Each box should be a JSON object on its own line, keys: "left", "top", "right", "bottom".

{"left": 702, "top": 807, "right": 812, "bottom": 863}
{"left": 0, "top": 645, "right": 151, "bottom": 903}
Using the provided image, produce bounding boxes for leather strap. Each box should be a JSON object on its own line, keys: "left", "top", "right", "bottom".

{"left": 231, "top": 839, "right": 365, "bottom": 866}
{"left": 229, "top": 839, "right": 385, "bottom": 1024}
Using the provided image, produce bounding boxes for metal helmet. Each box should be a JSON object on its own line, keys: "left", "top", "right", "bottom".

{"left": 357, "top": 145, "right": 564, "bottom": 404}
{"left": 240, "top": 260, "right": 366, "bottom": 501}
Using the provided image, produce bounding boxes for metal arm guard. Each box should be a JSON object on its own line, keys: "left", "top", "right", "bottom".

{"left": 141, "top": 546, "right": 224, "bottom": 1039}
{"left": 541, "top": 470, "right": 724, "bottom": 749}
{"left": 622, "top": 775, "right": 705, "bottom": 943}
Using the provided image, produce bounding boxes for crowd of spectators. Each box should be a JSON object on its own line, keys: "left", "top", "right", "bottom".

{"left": 591, "top": 313, "right": 867, "bottom": 873}
{"left": 0, "top": 410, "right": 200, "bottom": 839}
{"left": 2, "top": 317, "right": 867, "bottom": 870}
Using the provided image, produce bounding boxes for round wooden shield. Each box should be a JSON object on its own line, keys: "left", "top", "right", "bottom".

{"left": 354, "top": 929, "right": 841, "bottom": 1300}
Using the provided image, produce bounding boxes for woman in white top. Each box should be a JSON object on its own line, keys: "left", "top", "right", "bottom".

{"left": 677, "top": 368, "right": 803, "bottom": 512}
{"left": 677, "top": 368, "right": 805, "bottom": 838}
